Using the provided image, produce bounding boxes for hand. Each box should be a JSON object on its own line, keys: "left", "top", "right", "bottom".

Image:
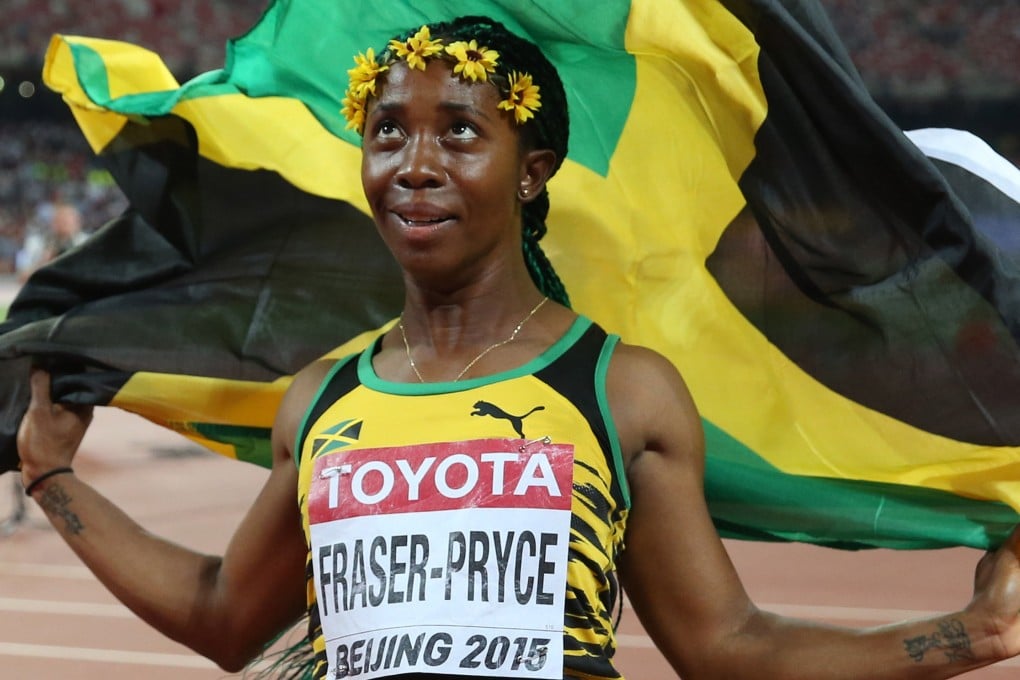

{"left": 17, "top": 368, "right": 94, "bottom": 484}
{"left": 967, "top": 525, "right": 1020, "bottom": 661}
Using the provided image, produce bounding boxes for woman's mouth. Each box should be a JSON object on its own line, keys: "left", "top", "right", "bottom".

{"left": 392, "top": 205, "right": 455, "bottom": 229}
{"left": 397, "top": 214, "right": 452, "bottom": 227}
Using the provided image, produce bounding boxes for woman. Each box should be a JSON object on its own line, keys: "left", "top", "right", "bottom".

{"left": 17, "top": 15, "right": 1020, "bottom": 680}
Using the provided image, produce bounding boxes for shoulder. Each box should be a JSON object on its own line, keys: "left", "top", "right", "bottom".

{"left": 605, "top": 341, "right": 679, "bottom": 383}
{"left": 605, "top": 341, "right": 693, "bottom": 413}
{"left": 604, "top": 341, "right": 704, "bottom": 467}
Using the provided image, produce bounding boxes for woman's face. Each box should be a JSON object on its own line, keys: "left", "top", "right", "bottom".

{"left": 360, "top": 59, "right": 538, "bottom": 285}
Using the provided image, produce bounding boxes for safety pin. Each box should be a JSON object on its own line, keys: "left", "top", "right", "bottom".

{"left": 518, "top": 435, "right": 552, "bottom": 452}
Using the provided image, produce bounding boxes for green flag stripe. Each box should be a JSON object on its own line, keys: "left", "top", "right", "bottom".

{"left": 704, "top": 421, "right": 1018, "bottom": 550}
{"left": 190, "top": 423, "right": 274, "bottom": 469}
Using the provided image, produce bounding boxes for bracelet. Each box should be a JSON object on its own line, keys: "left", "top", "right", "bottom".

{"left": 24, "top": 467, "right": 74, "bottom": 496}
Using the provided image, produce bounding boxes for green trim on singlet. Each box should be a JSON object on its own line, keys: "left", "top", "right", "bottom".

{"left": 292, "top": 353, "right": 357, "bottom": 468}
{"left": 594, "top": 333, "right": 629, "bottom": 509}
{"left": 357, "top": 315, "right": 593, "bottom": 395}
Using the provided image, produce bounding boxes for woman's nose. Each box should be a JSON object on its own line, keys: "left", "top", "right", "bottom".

{"left": 395, "top": 135, "right": 443, "bottom": 189}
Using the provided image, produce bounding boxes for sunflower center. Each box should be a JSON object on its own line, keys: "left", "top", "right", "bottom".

{"left": 466, "top": 49, "right": 483, "bottom": 62}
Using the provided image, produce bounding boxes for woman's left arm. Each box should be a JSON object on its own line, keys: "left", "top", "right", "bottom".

{"left": 609, "top": 343, "right": 1020, "bottom": 679}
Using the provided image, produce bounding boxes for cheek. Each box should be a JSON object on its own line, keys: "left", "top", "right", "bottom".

{"left": 457, "top": 155, "right": 518, "bottom": 196}
{"left": 360, "top": 156, "right": 386, "bottom": 208}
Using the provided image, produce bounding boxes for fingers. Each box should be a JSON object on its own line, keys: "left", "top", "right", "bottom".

{"left": 983, "top": 527, "right": 1020, "bottom": 566}
{"left": 28, "top": 368, "right": 52, "bottom": 408}
{"left": 28, "top": 369, "right": 94, "bottom": 423}
{"left": 19, "top": 369, "right": 93, "bottom": 477}
{"left": 1007, "top": 524, "right": 1020, "bottom": 559}
{"left": 26, "top": 368, "right": 94, "bottom": 425}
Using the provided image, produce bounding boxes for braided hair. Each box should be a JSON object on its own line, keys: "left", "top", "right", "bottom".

{"left": 384, "top": 16, "right": 571, "bottom": 307}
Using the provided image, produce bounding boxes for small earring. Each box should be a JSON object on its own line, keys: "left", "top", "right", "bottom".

{"left": 518, "top": 188, "right": 530, "bottom": 200}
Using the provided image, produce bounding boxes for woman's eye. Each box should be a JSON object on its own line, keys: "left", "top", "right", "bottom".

{"left": 450, "top": 122, "right": 478, "bottom": 139}
{"left": 375, "top": 120, "right": 401, "bottom": 138}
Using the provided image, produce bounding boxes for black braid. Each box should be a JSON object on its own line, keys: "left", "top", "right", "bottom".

{"left": 522, "top": 189, "right": 570, "bottom": 307}
{"left": 386, "top": 16, "right": 572, "bottom": 307}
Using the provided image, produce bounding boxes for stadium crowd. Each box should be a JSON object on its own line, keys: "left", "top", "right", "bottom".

{"left": 0, "top": 0, "right": 1017, "bottom": 273}
{"left": 0, "top": 0, "right": 266, "bottom": 76}
{"left": 0, "top": 0, "right": 263, "bottom": 274}
{"left": 820, "top": 0, "right": 1020, "bottom": 99}
{"left": 0, "top": 122, "right": 125, "bottom": 275}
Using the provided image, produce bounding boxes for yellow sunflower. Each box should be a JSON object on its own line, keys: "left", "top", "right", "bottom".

{"left": 498, "top": 71, "right": 542, "bottom": 124}
{"left": 340, "top": 89, "right": 367, "bottom": 133}
{"left": 445, "top": 40, "right": 499, "bottom": 82}
{"left": 388, "top": 25, "right": 445, "bottom": 71}
{"left": 347, "top": 47, "right": 388, "bottom": 99}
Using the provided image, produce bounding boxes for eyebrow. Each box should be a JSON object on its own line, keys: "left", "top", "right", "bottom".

{"left": 439, "top": 101, "right": 491, "bottom": 119}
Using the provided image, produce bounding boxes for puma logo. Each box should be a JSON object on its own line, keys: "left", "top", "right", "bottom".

{"left": 471, "top": 400, "right": 545, "bottom": 439}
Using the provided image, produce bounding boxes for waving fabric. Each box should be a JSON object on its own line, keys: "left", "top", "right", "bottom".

{"left": 2, "top": 0, "right": 1018, "bottom": 549}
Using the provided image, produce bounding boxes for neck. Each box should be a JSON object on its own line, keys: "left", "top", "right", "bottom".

{"left": 393, "top": 271, "right": 557, "bottom": 382}
{"left": 400, "top": 291, "right": 548, "bottom": 352}
{"left": 398, "top": 295, "right": 549, "bottom": 382}
{"left": 381, "top": 256, "right": 565, "bottom": 382}
{"left": 399, "top": 260, "right": 545, "bottom": 345}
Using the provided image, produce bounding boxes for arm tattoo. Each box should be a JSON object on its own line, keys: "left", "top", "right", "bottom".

{"left": 38, "top": 484, "right": 84, "bottom": 536}
{"left": 903, "top": 619, "right": 975, "bottom": 664}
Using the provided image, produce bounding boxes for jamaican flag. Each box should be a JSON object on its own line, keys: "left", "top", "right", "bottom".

{"left": 2, "top": 0, "right": 1019, "bottom": 550}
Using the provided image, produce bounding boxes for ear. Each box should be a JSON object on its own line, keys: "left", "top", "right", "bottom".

{"left": 517, "top": 148, "right": 557, "bottom": 202}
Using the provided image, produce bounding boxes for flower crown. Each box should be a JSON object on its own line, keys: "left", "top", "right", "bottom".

{"left": 341, "top": 25, "right": 542, "bottom": 134}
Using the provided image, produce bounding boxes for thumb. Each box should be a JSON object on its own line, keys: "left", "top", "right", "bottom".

{"left": 28, "top": 368, "right": 53, "bottom": 408}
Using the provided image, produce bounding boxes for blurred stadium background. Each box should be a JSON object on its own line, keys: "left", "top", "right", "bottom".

{"left": 0, "top": 0, "right": 1017, "bottom": 274}
{"left": 0, "top": 4, "right": 1017, "bottom": 677}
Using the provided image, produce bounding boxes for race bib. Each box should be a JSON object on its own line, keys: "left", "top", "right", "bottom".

{"left": 309, "top": 438, "right": 574, "bottom": 679}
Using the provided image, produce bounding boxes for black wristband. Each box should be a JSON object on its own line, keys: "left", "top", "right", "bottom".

{"left": 24, "top": 467, "right": 74, "bottom": 496}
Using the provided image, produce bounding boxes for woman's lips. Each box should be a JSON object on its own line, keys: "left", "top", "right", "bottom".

{"left": 390, "top": 202, "right": 454, "bottom": 226}
{"left": 396, "top": 213, "right": 453, "bottom": 227}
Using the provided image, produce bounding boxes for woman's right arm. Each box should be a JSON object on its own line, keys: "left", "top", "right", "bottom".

{"left": 16, "top": 365, "right": 328, "bottom": 671}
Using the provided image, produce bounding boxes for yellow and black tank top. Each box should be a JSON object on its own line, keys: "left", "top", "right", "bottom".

{"left": 296, "top": 317, "right": 631, "bottom": 680}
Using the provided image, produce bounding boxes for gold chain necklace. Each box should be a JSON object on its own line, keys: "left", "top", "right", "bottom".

{"left": 398, "top": 297, "right": 549, "bottom": 382}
